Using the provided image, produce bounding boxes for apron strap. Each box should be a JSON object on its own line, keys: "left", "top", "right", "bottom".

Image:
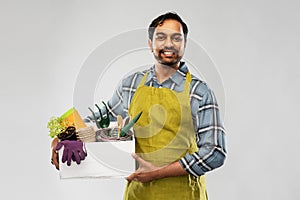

{"left": 138, "top": 70, "right": 192, "bottom": 89}
{"left": 137, "top": 71, "right": 149, "bottom": 88}
{"left": 186, "top": 70, "right": 192, "bottom": 83}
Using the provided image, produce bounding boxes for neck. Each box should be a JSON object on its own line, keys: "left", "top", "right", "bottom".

{"left": 154, "top": 62, "right": 180, "bottom": 83}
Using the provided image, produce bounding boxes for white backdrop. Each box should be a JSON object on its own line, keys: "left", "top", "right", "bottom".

{"left": 1, "top": 0, "right": 299, "bottom": 199}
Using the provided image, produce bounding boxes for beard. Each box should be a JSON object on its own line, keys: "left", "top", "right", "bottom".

{"left": 153, "top": 47, "right": 182, "bottom": 68}
{"left": 154, "top": 55, "right": 181, "bottom": 68}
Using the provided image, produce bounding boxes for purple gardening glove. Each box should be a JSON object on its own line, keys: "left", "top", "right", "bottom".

{"left": 56, "top": 140, "right": 87, "bottom": 166}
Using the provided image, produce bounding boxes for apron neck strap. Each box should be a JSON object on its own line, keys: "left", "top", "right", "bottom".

{"left": 137, "top": 71, "right": 149, "bottom": 87}
{"left": 138, "top": 69, "right": 192, "bottom": 88}
{"left": 186, "top": 71, "right": 192, "bottom": 83}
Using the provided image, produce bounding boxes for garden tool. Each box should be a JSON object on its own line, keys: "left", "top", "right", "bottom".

{"left": 120, "top": 111, "right": 142, "bottom": 137}
{"left": 88, "top": 101, "right": 110, "bottom": 129}
{"left": 117, "top": 115, "right": 123, "bottom": 139}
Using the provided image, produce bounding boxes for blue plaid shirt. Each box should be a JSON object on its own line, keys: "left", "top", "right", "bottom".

{"left": 85, "top": 62, "right": 227, "bottom": 177}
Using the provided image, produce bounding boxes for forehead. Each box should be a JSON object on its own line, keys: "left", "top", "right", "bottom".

{"left": 154, "top": 19, "right": 183, "bottom": 34}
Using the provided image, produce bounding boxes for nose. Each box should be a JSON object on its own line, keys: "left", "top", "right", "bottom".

{"left": 164, "top": 36, "right": 174, "bottom": 48}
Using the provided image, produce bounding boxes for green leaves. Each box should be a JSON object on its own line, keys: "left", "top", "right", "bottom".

{"left": 47, "top": 116, "right": 70, "bottom": 138}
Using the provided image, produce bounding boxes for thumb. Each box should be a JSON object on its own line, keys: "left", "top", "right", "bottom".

{"left": 131, "top": 153, "right": 144, "bottom": 164}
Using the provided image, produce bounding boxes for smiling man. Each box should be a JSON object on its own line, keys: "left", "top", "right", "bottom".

{"left": 122, "top": 12, "right": 227, "bottom": 200}
{"left": 51, "top": 12, "right": 227, "bottom": 200}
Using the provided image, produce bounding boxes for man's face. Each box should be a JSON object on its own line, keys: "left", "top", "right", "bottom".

{"left": 149, "top": 19, "right": 186, "bottom": 68}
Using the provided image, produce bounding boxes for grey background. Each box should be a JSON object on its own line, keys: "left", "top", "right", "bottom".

{"left": 0, "top": 0, "right": 299, "bottom": 199}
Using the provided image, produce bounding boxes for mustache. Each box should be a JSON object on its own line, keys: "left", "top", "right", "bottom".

{"left": 159, "top": 47, "right": 178, "bottom": 54}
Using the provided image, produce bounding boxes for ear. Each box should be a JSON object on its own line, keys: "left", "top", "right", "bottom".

{"left": 148, "top": 39, "right": 153, "bottom": 52}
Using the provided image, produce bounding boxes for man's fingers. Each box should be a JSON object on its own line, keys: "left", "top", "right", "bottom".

{"left": 126, "top": 172, "right": 151, "bottom": 183}
{"left": 51, "top": 150, "right": 60, "bottom": 170}
{"left": 53, "top": 159, "right": 59, "bottom": 170}
{"left": 126, "top": 172, "right": 138, "bottom": 182}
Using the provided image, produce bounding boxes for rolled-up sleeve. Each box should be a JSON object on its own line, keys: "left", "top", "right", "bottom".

{"left": 179, "top": 84, "right": 227, "bottom": 177}
{"left": 83, "top": 73, "right": 139, "bottom": 123}
{"left": 83, "top": 82, "right": 125, "bottom": 123}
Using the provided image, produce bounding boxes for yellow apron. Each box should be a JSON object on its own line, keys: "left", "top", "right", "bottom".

{"left": 124, "top": 71, "right": 207, "bottom": 200}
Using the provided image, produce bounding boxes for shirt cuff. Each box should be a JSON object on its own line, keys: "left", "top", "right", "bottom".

{"left": 179, "top": 154, "right": 205, "bottom": 177}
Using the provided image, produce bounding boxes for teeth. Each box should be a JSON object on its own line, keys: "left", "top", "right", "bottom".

{"left": 163, "top": 51, "right": 173, "bottom": 55}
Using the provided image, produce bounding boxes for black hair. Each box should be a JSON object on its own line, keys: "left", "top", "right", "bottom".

{"left": 148, "top": 12, "right": 188, "bottom": 41}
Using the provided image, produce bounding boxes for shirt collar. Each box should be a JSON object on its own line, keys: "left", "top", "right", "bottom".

{"left": 145, "top": 62, "right": 188, "bottom": 86}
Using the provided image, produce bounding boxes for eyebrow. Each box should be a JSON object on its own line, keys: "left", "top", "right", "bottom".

{"left": 155, "top": 32, "right": 183, "bottom": 36}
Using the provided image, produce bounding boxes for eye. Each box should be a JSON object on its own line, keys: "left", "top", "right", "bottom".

{"left": 155, "top": 34, "right": 166, "bottom": 41}
{"left": 172, "top": 35, "right": 183, "bottom": 42}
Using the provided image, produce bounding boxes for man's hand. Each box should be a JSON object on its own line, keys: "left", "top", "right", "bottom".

{"left": 126, "top": 153, "right": 164, "bottom": 183}
{"left": 51, "top": 138, "right": 59, "bottom": 170}
{"left": 126, "top": 153, "right": 189, "bottom": 183}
